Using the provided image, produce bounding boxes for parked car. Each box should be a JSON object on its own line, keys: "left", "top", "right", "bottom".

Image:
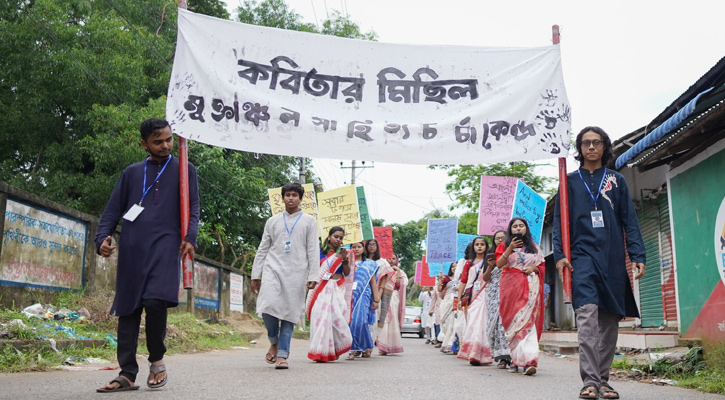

{"left": 401, "top": 306, "right": 425, "bottom": 338}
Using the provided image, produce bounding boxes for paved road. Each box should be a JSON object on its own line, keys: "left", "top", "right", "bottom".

{"left": 0, "top": 335, "right": 723, "bottom": 399}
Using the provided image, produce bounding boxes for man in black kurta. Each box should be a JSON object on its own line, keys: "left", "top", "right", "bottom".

{"left": 553, "top": 126, "right": 645, "bottom": 400}
{"left": 95, "top": 118, "right": 200, "bottom": 392}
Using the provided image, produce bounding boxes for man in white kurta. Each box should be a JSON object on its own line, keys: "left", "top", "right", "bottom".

{"left": 251, "top": 183, "right": 319, "bottom": 369}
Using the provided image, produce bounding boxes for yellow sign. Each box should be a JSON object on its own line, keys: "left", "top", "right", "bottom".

{"left": 267, "top": 183, "right": 321, "bottom": 236}
{"left": 317, "top": 185, "right": 363, "bottom": 243}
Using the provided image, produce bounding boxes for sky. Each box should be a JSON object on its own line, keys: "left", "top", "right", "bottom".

{"left": 225, "top": 0, "right": 725, "bottom": 224}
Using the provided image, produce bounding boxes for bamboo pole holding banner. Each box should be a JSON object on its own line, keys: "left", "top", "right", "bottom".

{"left": 178, "top": 0, "right": 193, "bottom": 289}
{"left": 553, "top": 25, "right": 572, "bottom": 303}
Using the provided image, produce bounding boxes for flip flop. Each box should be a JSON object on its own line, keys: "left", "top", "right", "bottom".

{"left": 275, "top": 360, "right": 289, "bottom": 369}
{"left": 345, "top": 353, "right": 355, "bottom": 360}
{"left": 147, "top": 363, "right": 167, "bottom": 388}
{"left": 265, "top": 352, "right": 277, "bottom": 364}
{"left": 361, "top": 349, "right": 372, "bottom": 358}
{"left": 96, "top": 376, "right": 140, "bottom": 393}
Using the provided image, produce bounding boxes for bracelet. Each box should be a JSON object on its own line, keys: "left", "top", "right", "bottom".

{"left": 501, "top": 253, "right": 509, "bottom": 259}
{"left": 373, "top": 300, "right": 380, "bottom": 303}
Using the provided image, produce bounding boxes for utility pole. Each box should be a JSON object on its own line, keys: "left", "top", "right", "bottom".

{"left": 340, "top": 160, "right": 374, "bottom": 185}
{"left": 350, "top": 160, "right": 356, "bottom": 184}
{"left": 298, "top": 157, "right": 306, "bottom": 183}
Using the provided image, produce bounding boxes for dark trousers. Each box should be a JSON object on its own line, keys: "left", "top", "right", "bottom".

{"left": 117, "top": 299, "right": 168, "bottom": 382}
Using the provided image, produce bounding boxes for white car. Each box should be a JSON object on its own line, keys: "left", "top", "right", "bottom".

{"left": 401, "top": 306, "right": 425, "bottom": 338}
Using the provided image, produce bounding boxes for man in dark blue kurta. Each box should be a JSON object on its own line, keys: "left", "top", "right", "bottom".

{"left": 553, "top": 126, "right": 645, "bottom": 400}
{"left": 95, "top": 118, "right": 199, "bottom": 392}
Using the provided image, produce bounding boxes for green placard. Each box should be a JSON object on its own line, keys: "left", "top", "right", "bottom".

{"left": 357, "top": 186, "right": 374, "bottom": 240}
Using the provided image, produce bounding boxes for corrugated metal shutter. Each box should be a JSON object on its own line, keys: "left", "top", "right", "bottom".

{"left": 658, "top": 195, "right": 677, "bottom": 325}
{"left": 639, "top": 201, "right": 664, "bottom": 327}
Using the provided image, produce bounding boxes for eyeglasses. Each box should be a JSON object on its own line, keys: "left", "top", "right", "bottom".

{"left": 581, "top": 140, "right": 603, "bottom": 148}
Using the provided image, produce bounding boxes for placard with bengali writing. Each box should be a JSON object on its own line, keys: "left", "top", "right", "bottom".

{"left": 415, "top": 261, "right": 422, "bottom": 284}
{"left": 317, "top": 185, "right": 363, "bottom": 243}
{"left": 478, "top": 176, "right": 519, "bottom": 235}
{"left": 267, "top": 183, "right": 321, "bottom": 237}
{"left": 511, "top": 180, "right": 546, "bottom": 245}
{"left": 456, "top": 233, "right": 478, "bottom": 261}
{"left": 373, "top": 226, "right": 393, "bottom": 259}
{"left": 1, "top": 199, "right": 87, "bottom": 290}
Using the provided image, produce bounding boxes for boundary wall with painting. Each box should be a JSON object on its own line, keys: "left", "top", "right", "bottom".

{"left": 0, "top": 181, "right": 255, "bottom": 319}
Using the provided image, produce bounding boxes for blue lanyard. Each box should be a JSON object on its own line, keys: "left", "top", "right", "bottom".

{"left": 140, "top": 155, "right": 172, "bottom": 205}
{"left": 283, "top": 212, "right": 303, "bottom": 237}
{"left": 577, "top": 168, "right": 607, "bottom": 211}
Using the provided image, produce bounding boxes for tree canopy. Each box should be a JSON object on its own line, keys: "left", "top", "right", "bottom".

{"left": 0, "top": 0, "right": 375, "bottom": 271}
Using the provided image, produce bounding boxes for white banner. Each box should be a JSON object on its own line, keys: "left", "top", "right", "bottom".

{"left": 167, "top": 9, "right": 571, "bottom": 165}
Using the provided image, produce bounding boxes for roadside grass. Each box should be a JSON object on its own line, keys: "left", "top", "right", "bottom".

{"left": 611, "top": 345, "right": 725, "bottom": 395}
{"left": 0, "top": 289, "right": 251, "bottom": 373}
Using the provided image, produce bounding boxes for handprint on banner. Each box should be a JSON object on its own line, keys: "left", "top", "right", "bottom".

{"left": 536, "top": 110, "right": 558, "bottom": 129}
{"left": 539, "top": 89, "right": 558, "bottom": 107}
{"left": 556, "top": 104, "right": 571, "bottom": 123}
{"left": 539, "top": 132, "right": 561, "bottom": 155}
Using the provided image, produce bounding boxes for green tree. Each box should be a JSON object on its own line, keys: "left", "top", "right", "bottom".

{"left": 320, "top": 10, "right": 377, "bottom": 40}
{"left": 0, "top": 0, "right": 297, "bottom": 269}
{"left": 236, "top": 0, "right": 316, "bottom": 31}
{"left": 0, "top": 0, "right": 375, "bottom": 272}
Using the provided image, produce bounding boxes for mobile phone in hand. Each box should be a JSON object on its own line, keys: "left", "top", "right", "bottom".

{"left": 512, "top": 233, "right": 524, "bottom": 242}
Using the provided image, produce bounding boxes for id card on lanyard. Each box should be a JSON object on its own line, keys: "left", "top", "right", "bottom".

{"left": 123, "top": 155, "right": 172, "bottom": 222}
{"left": 578, "top": 168, "right": 607, "bottom": 229}
{"left": 283, "top": 212, "right": 303, "bottom": 252}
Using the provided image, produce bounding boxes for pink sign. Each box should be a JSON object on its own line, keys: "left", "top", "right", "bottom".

{"left": 415, "top": 261, "right": 422, "bottom": 284}
{"left": 477, "top": 176, "right": 519, "bottom": 235}
{"left": 373, "top": 226, "right": 394, "bottom": 259}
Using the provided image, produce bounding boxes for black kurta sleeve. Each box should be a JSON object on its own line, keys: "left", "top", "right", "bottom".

{"left": 94, "top": 171, "right": 127, "bottom": 254}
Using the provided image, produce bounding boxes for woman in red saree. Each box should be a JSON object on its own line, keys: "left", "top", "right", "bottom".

{"left": 495, "top": 217, "right": 545, "bottom": 376}
{"left": 306, "top": 226, "right": 353, "bottom": 362}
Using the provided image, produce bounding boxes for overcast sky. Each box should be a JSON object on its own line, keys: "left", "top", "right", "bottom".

{"left": 224, "top": 0, "right": 725, "bottom": 224}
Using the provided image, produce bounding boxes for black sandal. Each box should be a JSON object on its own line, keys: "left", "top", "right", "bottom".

{"left": 599, "top": 383, "right": 620, "bottom": 399}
